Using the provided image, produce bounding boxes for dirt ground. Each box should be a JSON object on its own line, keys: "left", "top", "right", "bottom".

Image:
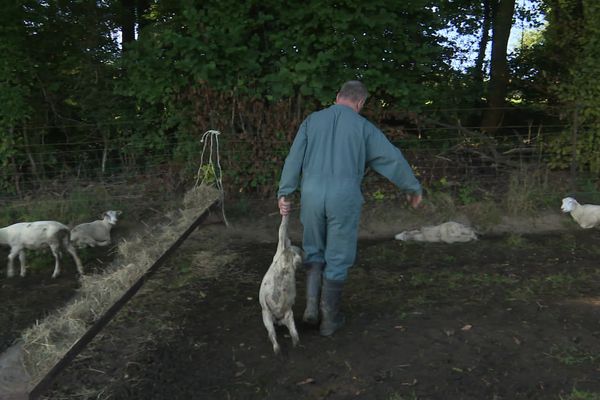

{"left": 2, "top": 200, "right": 600, "bottom": 400}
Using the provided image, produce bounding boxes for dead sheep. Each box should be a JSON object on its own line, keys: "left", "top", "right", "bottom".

{"left": 70, "top": 210, "right": 122, "bottom": 248}
{"left": 561, "top": 197, "right": 600, "bottom": 229}
{"left": 0, "top": 221, "right": 84, "bottom": 278}
{"left": 395, "top": 221, "right": 478, "bottom": 243}
{"left": 259, "top": 214, "right": 304, "bottom": 354}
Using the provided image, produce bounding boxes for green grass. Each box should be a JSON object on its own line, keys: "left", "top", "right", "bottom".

{"left": 509, "top": 270, "right": 600, "bottom": 300}
{"left": 547, "top": 344, "right": 597, "bottom": 366}
{"left": 387, "top": 391, "right": 418, "bottom": 400}
{"left": 0, "top": 186, "right": 119, "bottom": 227}
{"left": 504, "top": 233, "right": 525, "bottom": 248}
{"left": 560, "top": 389, "right": 600, "bottom": 400}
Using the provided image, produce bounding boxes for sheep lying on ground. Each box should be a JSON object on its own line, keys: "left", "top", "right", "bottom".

{"left": 395, "top": 221, "right": 478, "bottom": 243}
{"left": 70, "top": 210, "right": 122, "bottom": 248}
{"left": 259, "top": 214, "right": 304, "bottom": 354}
{"left": 561, "top": 197, "right": 600, "bottom": 229}
{"left": 0, "top": 221, "right": 84, "bottom": 278}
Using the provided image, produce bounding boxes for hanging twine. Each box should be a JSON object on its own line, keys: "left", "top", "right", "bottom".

{"left": 195, "top": 130, "right": 229, "bottom": 226}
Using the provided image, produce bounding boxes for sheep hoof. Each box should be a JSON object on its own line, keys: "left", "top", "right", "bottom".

{"left": 273, "top": 344, "right": 281, "bottom": 355}
{"left": 51, "top": 273, "right": 59, "bottom": 279}
{"left": 20, "top": 271, "right": 26, "bottom": 278}
{"left": 7, "top": 271, "right": 15, "bottom": 278}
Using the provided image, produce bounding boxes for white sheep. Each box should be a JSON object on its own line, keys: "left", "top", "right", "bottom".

{"left": 70, "top": 210, "right": 122, "bottom": 248}
{"left": 259, "top": 214, "right": 304, "bottom": 354}
{"left": 561, "top": 197, "right": 600, "bottom": 229}
{"left": 0, "top": 221, "right": 84, "bottom": 278}
{"left": 395, "top": 221, "right": 478, "bottom": 243}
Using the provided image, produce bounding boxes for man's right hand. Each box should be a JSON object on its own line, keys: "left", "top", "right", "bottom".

{"left": 406, "top": 193, "right": 422, "bottom": 209}
{"left": 278, "top": 196, "right": 292, "bottom": 216}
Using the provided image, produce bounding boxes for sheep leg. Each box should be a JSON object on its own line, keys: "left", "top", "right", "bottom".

{"left": 50, "top": 243, "right": 62, "bottom": 279}
{"left": 282, "top": 310, "right": 300, "bottom": 347}
{"left": 7, "top": 249, "right": 18, "bottom": 278}
{"left": 261, "top": 310, "right": 280, "bottom": 354}
{"left": 65, "top": 242, "right": 84, "bottom": 275}
{"left": 19, "top": 250, "right": 27, "bottom": 277}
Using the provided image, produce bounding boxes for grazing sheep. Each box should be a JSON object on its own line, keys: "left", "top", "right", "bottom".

{"left": 561, "top": 197, "right": 600, "bottom": 229}
{"left": 259, "top": 214, "right": 304, "bottom": 354}
{"left": 395, "top": 221, "right": 478, "bottom": 243}
{"left": 0, "top": 221, "right": 84, "bottom": 278}
{"left": 70, "top": 210, "right": 122, "bottom": 248}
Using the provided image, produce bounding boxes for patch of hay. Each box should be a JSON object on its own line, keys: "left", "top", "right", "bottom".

{"left": 20, "top": 184, "right": 221, "bottom": 387}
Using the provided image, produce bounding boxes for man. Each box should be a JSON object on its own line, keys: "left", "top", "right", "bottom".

{"left": 277, "top": 81, "right": 422, "bottom": 336}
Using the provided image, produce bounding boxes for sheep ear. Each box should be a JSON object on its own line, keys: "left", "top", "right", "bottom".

{"left": 101, "top": 212, "right": 108, "bottom": 219}
{"left": 116, "top": 211, "right": 122, "bottom": 216}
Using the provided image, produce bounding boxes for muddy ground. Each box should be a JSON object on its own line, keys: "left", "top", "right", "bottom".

{"left": 1, "top": 201, "right": 600, "bottom": 400}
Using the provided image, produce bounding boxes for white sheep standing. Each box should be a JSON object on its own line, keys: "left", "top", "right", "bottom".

{"left": 0, "top": 221, "right": 84, "bottom": 278}
{"left": 70, "top": 210, "right": 122, "bottom": 248}
{"left": 259, "top": 213, "right": 304, "bottom": 354}
{"left": 561, "top": 197, "right": 600, "bottom": 229}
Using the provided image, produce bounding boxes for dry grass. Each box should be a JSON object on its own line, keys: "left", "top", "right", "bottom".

{"left": 20, "top": 184, "right": 221, "bottom": 386}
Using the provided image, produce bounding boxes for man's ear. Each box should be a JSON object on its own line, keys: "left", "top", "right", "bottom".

{"left": 357, "top": 98, "right": 365, "bottom": 111}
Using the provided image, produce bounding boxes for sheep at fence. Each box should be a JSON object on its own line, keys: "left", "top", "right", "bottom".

{"left": 259, "top": 214, "right": 304, "bottom": 354}
{"left": 561, "top": 197, "right": 600, "bottom": 229}
{"left": 0, "top": 221, "right": 84, "bottom": 278}
{"left": 70, "top": 210, "right": 122, "bottom": 248}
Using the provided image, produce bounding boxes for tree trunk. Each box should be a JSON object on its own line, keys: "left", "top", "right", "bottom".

{"left": 473, "top": 0, "right": 492, "bottom": 85}
{"left": 481, "top": 0, "right": 516, "bottom": 134}
{"left": 136, "top": 0, "right": 151, "bottom": 32}
{"left": 22, "top": 126, "right": 41, "bottom": 185}
{"left": 121, "top": 0, "right": 136, "bottom": 46}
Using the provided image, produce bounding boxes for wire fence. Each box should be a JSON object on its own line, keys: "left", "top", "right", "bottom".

{"left": 2, "top": 106, "right": 598, "bottom": 220}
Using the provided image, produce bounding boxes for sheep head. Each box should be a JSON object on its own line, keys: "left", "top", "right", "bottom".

{"left": 561, "top": 197, "right": 579, "bottom": 213}
{"left": 102, "top": 210, "right": 122, "bottom": 225}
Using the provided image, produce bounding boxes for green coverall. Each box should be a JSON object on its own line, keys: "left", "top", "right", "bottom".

{"left": 278, "top": 104, "right": 422, "bottom": 281}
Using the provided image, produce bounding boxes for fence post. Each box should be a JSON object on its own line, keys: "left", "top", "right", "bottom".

{"left": 569, "top": 105, "right": 579, "bottom": 192}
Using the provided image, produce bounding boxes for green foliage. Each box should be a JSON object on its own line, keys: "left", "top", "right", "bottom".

{"left": 517, "top": 1, "right": 600, "bottom": 172}
{"left": 458, "top": 184, "right": 477, "bottom": 205}
{"left": 505, "top": 168, "right": 555, "bottom": 214}
{"left": 198, "top": 164, "right": 217, "bottom": 186}
{"left": 0, "top": 0, "right": 596, "bottom": 198}
{"left": 372, "top": 190, "right": 386, "bottom": 201}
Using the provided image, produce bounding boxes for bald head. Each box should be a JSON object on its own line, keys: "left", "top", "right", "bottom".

{"left": 336, "top": 81, "right": 369, "bottom": 112}
{"left": 338, "top": 81, "right": 369, "bottom": 102}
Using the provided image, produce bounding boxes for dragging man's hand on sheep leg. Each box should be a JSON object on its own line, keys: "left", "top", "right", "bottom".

{"left": 278, "top": 196, "right": 292, "bottom": 216}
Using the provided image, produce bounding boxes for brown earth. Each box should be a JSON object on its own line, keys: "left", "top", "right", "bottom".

{"left": 2, "top": 200, "right": 600, "bottom": 400}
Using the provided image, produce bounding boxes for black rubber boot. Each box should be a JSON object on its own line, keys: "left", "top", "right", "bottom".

{"left": 302, "top": 262, "right": 324, "bottom": 325}
{"left": 319, "top": 278, "right": 345, "bottom": 336}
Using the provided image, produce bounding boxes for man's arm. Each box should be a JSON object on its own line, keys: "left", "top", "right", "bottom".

{"left": 365, "top": 125, "right": 422, "bottom": 197}
{"left": 277, "top": 119, "right": 308, "bottom": 198}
